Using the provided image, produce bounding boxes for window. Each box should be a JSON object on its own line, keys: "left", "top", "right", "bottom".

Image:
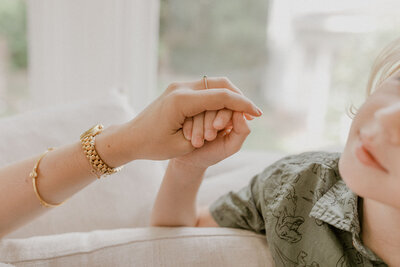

{"left": 158, "top": 0, "right": 400, "bottom": 153}
{"left": 0, "top": 0, "right": 27, "bottom": 118}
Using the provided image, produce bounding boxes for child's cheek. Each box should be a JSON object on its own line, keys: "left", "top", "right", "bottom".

{"left": 338, "top": 147, "right": 366, "bottom": 197}
{"left": 338, "top": 153, "right": 354, "bottom": 189}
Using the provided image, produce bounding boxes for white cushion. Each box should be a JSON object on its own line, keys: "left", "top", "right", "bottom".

{"left": 0, "top": 90, "right": 133, "bottom": 166}
{"left": 0, "top": 227, "right": 274, "bottom": 267}
{"left": 0, "top": 90, "right": 166, "bottom": 238}
{"left": 0, "top": 90, "right": 280, "bottom": 266}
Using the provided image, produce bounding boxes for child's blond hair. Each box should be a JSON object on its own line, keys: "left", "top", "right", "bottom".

{"left": 348, "top": 37, "right": 400, "bottom": 118}
{"left": 367, "top": 37, "right": 400, "bottom": 96}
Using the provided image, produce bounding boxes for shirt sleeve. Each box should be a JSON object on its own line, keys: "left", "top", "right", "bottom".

{"left": 209, "top": 173, "right": 265, "bottom": 234}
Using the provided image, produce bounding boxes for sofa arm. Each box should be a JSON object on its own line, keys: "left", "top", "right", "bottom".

{"left": 0, "top": 227, "right": 274, "bottom": 267}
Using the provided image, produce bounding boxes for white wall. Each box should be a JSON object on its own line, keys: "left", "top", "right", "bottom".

{"left": 27, "top": 0, "right": 160, "bottom": 112}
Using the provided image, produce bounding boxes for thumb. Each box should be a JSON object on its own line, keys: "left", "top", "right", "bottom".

{"left": 224, "top": 112, "right": 251, "bottom": 156}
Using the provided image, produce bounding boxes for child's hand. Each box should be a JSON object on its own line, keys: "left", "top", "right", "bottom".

{"left": 176, "top": 111, "right": 251, "bottom": 169}
{"left": 182, "top": 109, "right": 253, "bottom": 148}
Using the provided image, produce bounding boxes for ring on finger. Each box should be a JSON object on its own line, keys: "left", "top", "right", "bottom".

{"left": 202, "top": 75, "right": 208, "bottom": 89}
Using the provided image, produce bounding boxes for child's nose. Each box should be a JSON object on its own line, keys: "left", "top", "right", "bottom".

{"left": 375, "top": 103, "right": 400, "bottom": 145}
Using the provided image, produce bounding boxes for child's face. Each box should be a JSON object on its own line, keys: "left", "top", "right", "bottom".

{"left": 339, "top": 72, "right": 400, "bottom": 209}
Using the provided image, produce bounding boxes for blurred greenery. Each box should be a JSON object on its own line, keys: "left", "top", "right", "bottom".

{"left": 159, "top": 0, "right": 269, "bottom": 104}
{"left": 158, "top": 1, "right": 400, "bottom": 153}
{"left": 0, "top": 0, "right": 27, "bottom": 119}
{"left": 160, "top": 0, "right": 268, "bottom": 72}
{"left": 0, "top": 0, "right": 395, "bottom": 153}
{"left": 0, "top": 0, "right": 27, "bottom": 70}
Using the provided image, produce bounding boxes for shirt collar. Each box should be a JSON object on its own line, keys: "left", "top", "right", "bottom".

{"left": 309, "top": 180, "right": 383, "bottom": 263}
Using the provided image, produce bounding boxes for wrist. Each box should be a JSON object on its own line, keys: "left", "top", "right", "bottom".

{"left": 94, "top": 122, "right": 139, "bottom": 167}
{"left": 169, "top": 158, "right": 208, "bottom": 175}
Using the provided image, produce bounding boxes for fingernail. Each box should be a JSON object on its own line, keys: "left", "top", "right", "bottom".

{"left": 245, "top": 114, "right": 254, "bottom": 120}
{"left": 183, "top": 131, "right": 191, "bottom": 140}
{"left": 256, "top": 107, "right": 263, "bottom": 116}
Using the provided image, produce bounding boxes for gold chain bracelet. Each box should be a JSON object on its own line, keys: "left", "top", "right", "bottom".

{"left": 80, "top": 124, "right": 123, "bottom": 179}
{"left": 30, "top": 124, "right": 122, "bottom": 207}
{"left": 30, "top": 147, "right": 67, "bottom": 208}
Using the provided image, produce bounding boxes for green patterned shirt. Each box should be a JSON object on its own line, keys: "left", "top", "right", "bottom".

{"left": 210, "top": 151, "right": 387, "bottom": 267}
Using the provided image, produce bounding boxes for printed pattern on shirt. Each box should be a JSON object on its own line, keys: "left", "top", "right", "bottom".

{"left": 210, "top": 151, "right": 388, "bottom": 267}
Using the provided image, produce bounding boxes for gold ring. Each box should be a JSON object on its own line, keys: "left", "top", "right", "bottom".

{"left": 202, "top": 75, "right": 208, "bottom": 89}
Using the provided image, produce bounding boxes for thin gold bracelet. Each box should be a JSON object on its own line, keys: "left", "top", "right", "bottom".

{"left": 30, "top": 147, "right": 67, "bottom": 208}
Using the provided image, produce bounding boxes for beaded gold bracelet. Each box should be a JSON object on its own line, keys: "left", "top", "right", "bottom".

{"left": 30, "top": 147, "right": 67, "bottom": 208}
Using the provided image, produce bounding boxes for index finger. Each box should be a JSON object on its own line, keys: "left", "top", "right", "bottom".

{"left": 200, "top": 77, "right": 253, "bottom": 119}
{"left": 173, "top": 88, "right": 263, "bottom": 118}
{"left": 179, "top": 76, "right": 244, "bottom": 95}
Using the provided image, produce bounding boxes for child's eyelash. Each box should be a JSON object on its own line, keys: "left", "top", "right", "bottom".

{"left": 345, "top": 104, "right": 358, "bottom": 120}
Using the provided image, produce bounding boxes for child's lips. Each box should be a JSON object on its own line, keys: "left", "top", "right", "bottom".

{"left": 355, "top": 137, "right": 388, "bottom": 173}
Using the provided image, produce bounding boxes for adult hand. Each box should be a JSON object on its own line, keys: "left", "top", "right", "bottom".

{"left": 122, "top": 77, "right": 262, "bottom": 160}
{"left": 175, "top": 111, "right": 251, "bottom": 170}
{"left": 182, "top": 78, "right": 254, "bottom": 148}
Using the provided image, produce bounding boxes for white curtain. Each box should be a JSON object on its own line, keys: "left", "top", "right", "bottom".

{"left": 27, "top": 0, "right": 160, "bottom": 112}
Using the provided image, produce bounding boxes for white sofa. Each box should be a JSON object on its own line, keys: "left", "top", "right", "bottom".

{"left": 0, "top": 90, "right": 280, "bottom": 266}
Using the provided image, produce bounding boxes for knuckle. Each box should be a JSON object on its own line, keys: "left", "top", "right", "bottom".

{"left": 169, "top": 89, "right": 186, "bottom": 103}
{"left": 220, "top": 76, "right": 230, "bottom": 84}
{"left": 217, "top": 76, "right": 231, "bottom": 87}
{"left": 222, "top": 77, "right": 235, "bottom": 88}
{"left": 166, "top": 82, "right": 180, "bottom": 92}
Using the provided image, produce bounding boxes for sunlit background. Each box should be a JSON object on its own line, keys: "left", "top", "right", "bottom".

{"left": 2, "top": 0, "right": 400, "bottom": 154}
{"left": 0, "top": 0, "right": 27, "bottom": 117}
